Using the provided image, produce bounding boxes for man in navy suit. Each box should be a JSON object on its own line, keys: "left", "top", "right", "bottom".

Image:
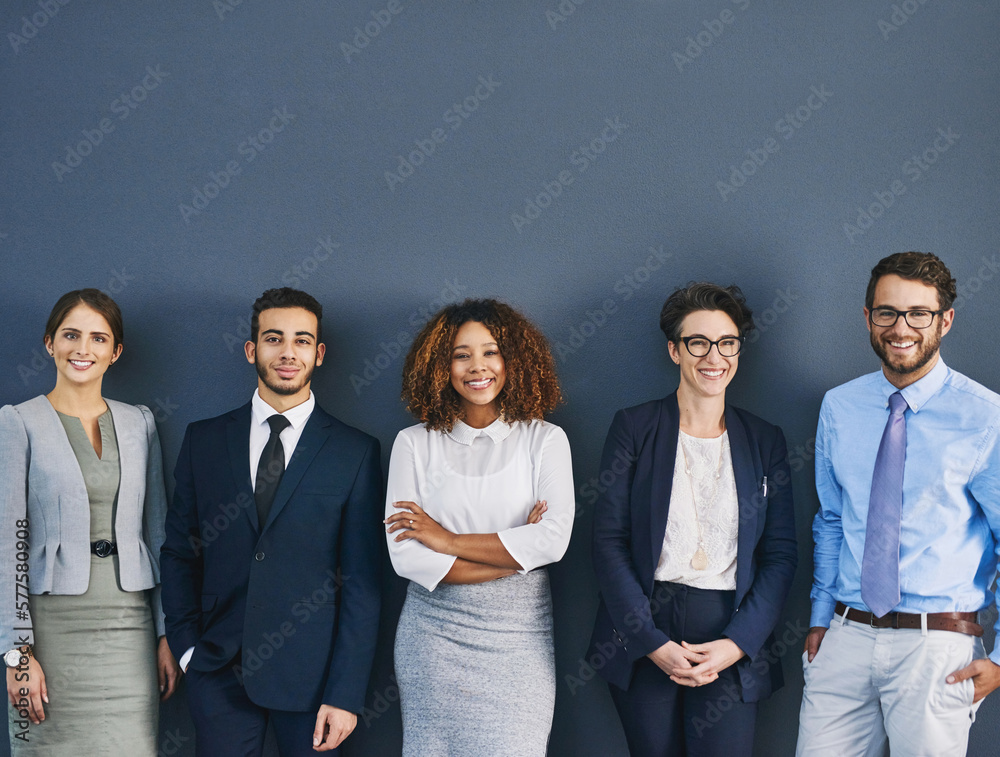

{"left": 161, "top": 288, "right": 382, "bottom": 756}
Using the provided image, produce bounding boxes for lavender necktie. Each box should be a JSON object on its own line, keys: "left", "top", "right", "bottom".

{"left": 861, "top": 391, "right": 908, "bottom": 618}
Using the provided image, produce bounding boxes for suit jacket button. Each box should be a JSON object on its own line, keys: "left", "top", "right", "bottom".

{"left": 255, "top": 552, "right": 265, "bottom": 561}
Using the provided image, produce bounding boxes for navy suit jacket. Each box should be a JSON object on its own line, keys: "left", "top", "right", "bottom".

{"left": 160, "top": 401, "right": 382, "bottom": 714}
{"left": 588, "top": 393, "right": 797, "bottom": 702}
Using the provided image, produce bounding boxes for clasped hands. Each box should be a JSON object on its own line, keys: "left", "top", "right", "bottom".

{"left": 385, "top": 499, "right": 547, "bottom": 552}
{"left": 648, "top": 638, "right": 745, "bottom": 687}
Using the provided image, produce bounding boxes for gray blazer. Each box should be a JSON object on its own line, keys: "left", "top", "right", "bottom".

{"left": 0, "top": 395, "right": 168, "bottom": 651}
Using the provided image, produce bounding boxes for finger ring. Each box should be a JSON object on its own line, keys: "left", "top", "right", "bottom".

{"left": 409, "top": 520, "right": 414, "bottom": 525}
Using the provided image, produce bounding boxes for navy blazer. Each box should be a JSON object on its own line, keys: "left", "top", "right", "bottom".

{"left": 160, "top": 402, "right": 383, "bottom": 714}
{"left": 587, "top": 393, "right": 797, "bottom": 701}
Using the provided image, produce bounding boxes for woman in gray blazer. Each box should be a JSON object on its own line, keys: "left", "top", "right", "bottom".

{"left": 2, "top": 289, "right": 179, "bottom": 755}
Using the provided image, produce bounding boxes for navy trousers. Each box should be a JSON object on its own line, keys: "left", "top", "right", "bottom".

{"left": 609, "top": 583, "right": 757, "bottom": 757}
{"left": 185, "top": 656, "right": 338, "bottom": 757}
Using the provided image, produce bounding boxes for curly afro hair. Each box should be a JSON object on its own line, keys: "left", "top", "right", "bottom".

{"left": 401, "top": 298, "right": 563, "bottom": 431}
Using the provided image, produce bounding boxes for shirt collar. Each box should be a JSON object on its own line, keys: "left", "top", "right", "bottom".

{"left": 251, "top": 388, "right": 315, "bottom": 430}
{"left": 447, "top": 417, "right": 514, "bottom": 446}
{"left": 878, "top": 357, "right": 949, "bottom": 413}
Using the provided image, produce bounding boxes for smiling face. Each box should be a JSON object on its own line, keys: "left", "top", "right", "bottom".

{"left": 865, "top": 273, "right": 953, "bottom": 388}
{"left": 45, "top": 303, "right": 122, "bottom": 390}
{"left": 244, "top": 306, "right": 325, "bottom": 410}
{"left": 667, "top": 309, "right": 740, "bottom": 401}
{"left": 449, "top": 320, "right": 506, "bottom": 427}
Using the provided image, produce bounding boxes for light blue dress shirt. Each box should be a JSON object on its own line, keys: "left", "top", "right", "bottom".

{"left": 810, "top": 359, "right": 1000, "bottom": 663}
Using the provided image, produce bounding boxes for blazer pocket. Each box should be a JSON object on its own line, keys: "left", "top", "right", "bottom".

{"left": 297, "top": 488, "right": 349, "bottom": 499}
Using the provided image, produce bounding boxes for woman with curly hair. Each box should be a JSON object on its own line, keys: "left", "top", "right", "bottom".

{"left": 384, "top": 298, "right": 574, "bottom": 756}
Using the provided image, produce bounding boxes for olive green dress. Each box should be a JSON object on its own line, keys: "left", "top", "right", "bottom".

{"left": 10, "top": 409, "right": 158, "bottom": 756}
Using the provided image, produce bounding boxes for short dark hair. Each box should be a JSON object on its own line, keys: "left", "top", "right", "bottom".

{"left": 401, "top": 298, "right": 563, "bottom": 431}
{"left": 251, "top": 288, "right": 324, "bottom": 344}
{"left": 44, "top": 289, "right": 124, "bottom": 351}
{"left": 865, "top": 252, "right": 956, "bottom": 310}
{"left": 659, "top": 282, "right": 755, "bottom": 343}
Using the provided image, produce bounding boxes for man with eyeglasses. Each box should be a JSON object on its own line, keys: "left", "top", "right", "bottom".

{"left": 797, "top": 252, "right": 1000, "bottom": 756}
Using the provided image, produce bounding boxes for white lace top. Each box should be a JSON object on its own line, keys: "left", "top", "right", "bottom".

{"left": 654, "top": 429, "right": 739, "bottom": 589}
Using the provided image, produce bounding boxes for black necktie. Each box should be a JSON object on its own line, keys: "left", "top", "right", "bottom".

{"left": 255, "top": 414, "right": 291, "bottom": 527}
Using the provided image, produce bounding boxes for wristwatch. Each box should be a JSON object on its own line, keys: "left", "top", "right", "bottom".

{"left": 4, "top": 646, "right": 31, "bottom": 669}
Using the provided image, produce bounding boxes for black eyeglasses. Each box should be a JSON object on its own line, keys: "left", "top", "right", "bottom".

{"left": 869, "top": 308, "right": 945, "bottom": 329}
{"left": 679, "top": 335, "right": 744, "bottom": 358}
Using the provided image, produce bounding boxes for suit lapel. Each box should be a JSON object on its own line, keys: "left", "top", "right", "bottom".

{"left": 35, "top": 396, "right": 89, "bottom": 512}
{"left": 109, "top": 401, "right": 138, "bottom": 519}
{"left": 648, "top": 394, "right": 680, "bottom": 576}
{"left": 725, "top": 405, "right": 760, "bottom": 603}
{"left": 226, "top": 404, "right": 257, "bottom": 530}
{"left": 261, "top": 406, "right": 332, "bottom": 532}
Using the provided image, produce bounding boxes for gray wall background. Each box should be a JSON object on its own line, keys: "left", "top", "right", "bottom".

{"left": 2, "top": 1, "right": 999, "bottom": 754}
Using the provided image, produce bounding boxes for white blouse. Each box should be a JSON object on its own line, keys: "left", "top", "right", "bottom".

{"left": 385, "top": 418, "right": 575, "bottom": 591}
{"left": 654, "top": 430, "right": 739, "bottom": 590}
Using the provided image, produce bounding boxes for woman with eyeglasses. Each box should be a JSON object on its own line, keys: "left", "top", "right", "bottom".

{"left": 587, "top": 282, "right": 797, "bottom": 756}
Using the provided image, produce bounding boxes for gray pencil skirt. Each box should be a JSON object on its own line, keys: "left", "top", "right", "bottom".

{"left": 395, "top": 569, "right": 555, "bottom": 757}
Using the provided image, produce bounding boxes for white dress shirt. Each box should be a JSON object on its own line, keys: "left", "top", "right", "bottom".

{"left": 386, "top": 418, "right": 575, "bottom": 591}
{"left": 179, "top": 389, "right": 316, "bottom": 673}
{"left": 248, "top": 388, "right": 314, "bottom": 480}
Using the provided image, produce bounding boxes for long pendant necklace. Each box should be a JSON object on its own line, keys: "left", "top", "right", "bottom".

{"left": 679, "top": 433, "right": 725, "bottom": 571}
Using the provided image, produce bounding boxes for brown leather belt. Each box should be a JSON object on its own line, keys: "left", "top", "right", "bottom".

{"left": 835, "top": 602, "right": 982, "bottom": 637}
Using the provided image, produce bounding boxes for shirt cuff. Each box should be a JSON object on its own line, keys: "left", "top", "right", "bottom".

{"left": 809, "top": 597, "right": 836, "bottom": 628}
{"left": 179, "top": 646, "right": 195, "bottom": 673}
